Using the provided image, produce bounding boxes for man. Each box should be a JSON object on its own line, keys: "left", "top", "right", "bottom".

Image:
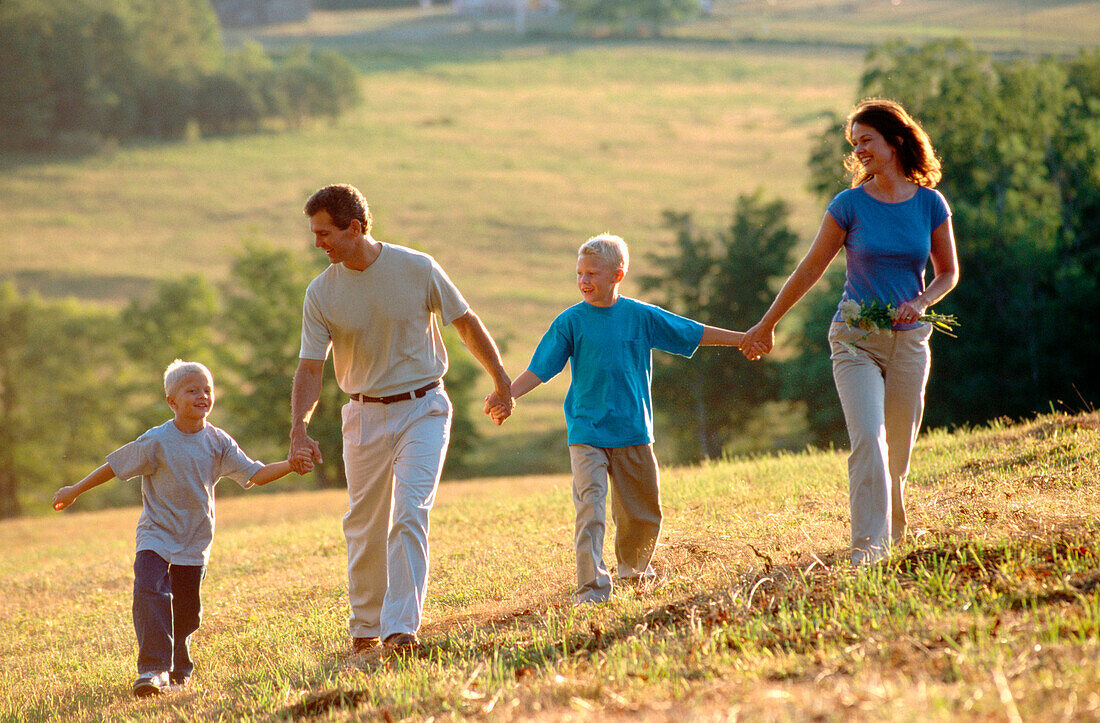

{"left": 289, "top": 184, "right": 513, "bottom": 655}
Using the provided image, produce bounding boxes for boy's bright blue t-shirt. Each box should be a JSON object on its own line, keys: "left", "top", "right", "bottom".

{"left": 827, "top": 184, "right": 951, "bottom": 330}
{"left": 527, "top": 296, "right": 705, "bottom": 448}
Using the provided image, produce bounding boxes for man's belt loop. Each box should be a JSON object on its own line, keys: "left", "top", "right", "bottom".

{"left": 350, "top": 380, "right": 440, "bottom": 404}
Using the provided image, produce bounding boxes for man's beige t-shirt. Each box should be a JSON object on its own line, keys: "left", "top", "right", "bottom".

{"left": 299, "top": 243, "right": 470, "bottom": 397}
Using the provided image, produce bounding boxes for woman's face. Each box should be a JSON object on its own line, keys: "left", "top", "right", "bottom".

{"left": 850, "top": 121, "right": 899, "bottom": 176}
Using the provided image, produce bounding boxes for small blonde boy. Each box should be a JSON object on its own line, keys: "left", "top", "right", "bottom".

{"left": 52, "top": 360, "right": 294, "bottom": 696}
{"left": 486, "top": 234, "right": 744, "bottom": 603}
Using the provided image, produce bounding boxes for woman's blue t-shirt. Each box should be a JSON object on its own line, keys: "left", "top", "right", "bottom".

{"left": 527, "top": 297, "right": 704, "bottom": 448}
{"left": 827, "top": 184, "right": 951, "bottom": 330}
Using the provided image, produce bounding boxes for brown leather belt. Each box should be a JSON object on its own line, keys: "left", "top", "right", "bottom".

{"left": 350, "top": 380, "right": 440, "bottom": 405}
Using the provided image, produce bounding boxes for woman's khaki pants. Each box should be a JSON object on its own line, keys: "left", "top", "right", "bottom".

{"left": 829, "top": 322, "right": 932, "bottom": 565}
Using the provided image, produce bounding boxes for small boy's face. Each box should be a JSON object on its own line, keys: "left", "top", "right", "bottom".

{"left": 167, "top": 372, "right": 215, "bottom": 423}
{"left": 576, "top": 254, "right": 623, "bottom": 307}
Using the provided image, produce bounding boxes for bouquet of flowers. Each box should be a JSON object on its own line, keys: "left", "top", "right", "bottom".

{"left": 839, "top": 299, "right": 959, "bottom": 338}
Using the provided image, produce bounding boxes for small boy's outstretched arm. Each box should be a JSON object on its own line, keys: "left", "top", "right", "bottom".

{"left": 699, "top": 325, "right": 745, "bottom": 347}
{"left": 250, "top": 460, "right": 295, "bottom": 487}
{"left": 53, "top": 464, "right": 116, "bottom": 511}
{"left": 484, "top": 370, "right": 543, "bottom": 424}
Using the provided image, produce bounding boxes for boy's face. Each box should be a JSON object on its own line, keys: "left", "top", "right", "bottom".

{"left": 576, "top": 254, "right": 624, "bottom": 307}
{"left": 167, "top": 372, "right": 215, "bottom": 424}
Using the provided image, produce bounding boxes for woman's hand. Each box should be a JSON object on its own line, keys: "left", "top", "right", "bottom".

{"left": 738, "top": 321, "right": 775, "bottom": 360}
{"left": 894, "top": 298, "right": 928, "bottom": 324}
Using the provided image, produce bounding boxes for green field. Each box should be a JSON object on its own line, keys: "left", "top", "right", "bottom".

{"left": 1, "top": 0, "right": 1097, "bottom": 474}
{"left": 2, "top": 411, "right": 1097, "bottom": 720}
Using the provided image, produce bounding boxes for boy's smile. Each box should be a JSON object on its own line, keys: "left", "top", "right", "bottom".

{"left": 576, "top": 254, "right": 623, "bottom": 308}
{"left": 168, "top": 372, "right": 215, "bottom": 432}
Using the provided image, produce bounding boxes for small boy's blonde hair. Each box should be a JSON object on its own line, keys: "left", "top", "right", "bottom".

{"left": 163, "top": 359, "right": 213, "bottom": 396}
{"left": 579, "top": 233, "right": 629, "bottom": 274}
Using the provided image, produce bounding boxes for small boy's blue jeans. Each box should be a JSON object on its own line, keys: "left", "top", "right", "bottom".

{"left": 133, "top": 550, "right": 205, "bottom": 681}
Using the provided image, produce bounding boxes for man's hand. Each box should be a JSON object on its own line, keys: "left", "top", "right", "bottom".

{"left": 289, "top": 428, "right": 323, "bottom": 474}
{"left": 483, "top": 389, "right": 514, "bottom": 425}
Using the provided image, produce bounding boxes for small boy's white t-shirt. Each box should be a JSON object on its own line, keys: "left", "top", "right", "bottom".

{"left": 106, "top": 420, "right": 264, "bottom": 566}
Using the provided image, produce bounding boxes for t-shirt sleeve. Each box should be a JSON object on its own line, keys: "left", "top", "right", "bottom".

{"left": 216, "top": 431, "right": 265, "bottom": 490}
{"left": 426, "top": 259, "right": 471, "bottom": 326}
{"left": 105, "top": 436, "right": 157, "bottom": 481}
{"left": 299, "top": 283, "right": 332, "bottom": 361}
{"left": 527, "top": 316, "right": 573, "bottom": 383}
{"left": 645, "top": 304, "right": 705, "bottom": 358}
{"left": 929, "top": 188, "right": 952, "bottom": 229}
{"left": 826, "top": 190, "right": 854, "bottom": 230}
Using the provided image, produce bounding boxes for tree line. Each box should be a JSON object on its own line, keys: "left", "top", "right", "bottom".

{"left": 0, "top": 246, "right": 482, "bottom": 519}
{"left": 0, "top": 0, "right": 360, "bottom": 151}
{"left": 645, "top": 41, "right": 1100, "bottom": 461}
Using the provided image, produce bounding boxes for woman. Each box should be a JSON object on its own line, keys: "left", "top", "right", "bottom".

{"left": 739, "top": 99, "right": 959, "bottom": 565}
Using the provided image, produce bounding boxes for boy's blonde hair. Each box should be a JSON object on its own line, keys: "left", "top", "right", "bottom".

{"left": 163, "top": 359, "right": 213, "bottom": 396}
{"left": 579, "top": 233, "right": 629, "bottom": 274}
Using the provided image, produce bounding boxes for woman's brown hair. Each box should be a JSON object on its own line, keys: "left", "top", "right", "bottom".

{"left": 844, "top": 99, "right": 942, "bottom": 188}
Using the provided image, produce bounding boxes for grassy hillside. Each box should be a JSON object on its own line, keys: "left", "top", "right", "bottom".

{"left": 2, "top": 411, "right": 1097, "bottom": 720}
{"left": 1, "top": 0, "right": 1097, "bottom": 474}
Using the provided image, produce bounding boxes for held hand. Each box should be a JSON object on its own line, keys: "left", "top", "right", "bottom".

{"left": 738, "top": 321, "right": 775, "bottom": 361}
{"left": 289, "top": 433, "right": 322, "bottom": 474}
{"left": 483, "top": 390, "right": 514, "bottom": 426}
{"left": 52, "top": 486, "right": 77, "bottom": 511}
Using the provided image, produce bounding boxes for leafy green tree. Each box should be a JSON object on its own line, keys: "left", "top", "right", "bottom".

{"left": 0, "top": 0, "right": 359, "bottom": 149}
{"left": 219, "top": 243, "right": 347, "bottom": 488}
{"left": 118, "top": 276, "right": 219, "bottom": 432}
{"left": 800, "top": 40, "right": 1100, "bottom": 430}
{"left": 0, "top": 284, "right": 131, "bottom": 517}
{"left": 639, "top": 193, "right": 799, "bottom": 461}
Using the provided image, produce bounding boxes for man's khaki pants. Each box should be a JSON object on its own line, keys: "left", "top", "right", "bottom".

{"left": 830, "top": 322, "right": 932, "bottom": 565}
{"left": 341, "top": 386, "right": 451, "bottom": 639}
{"left": 569, "top": 444, "right": 662, "bottom": 604}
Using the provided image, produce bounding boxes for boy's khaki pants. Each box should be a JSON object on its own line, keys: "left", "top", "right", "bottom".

{"left": 340, "top": 386, "right": 452, "bottom": 640}
{"left": 829, "top": 322, "right": 932, "bottom": 566}
{"left": 569, "top": 444, "right": 662, "bottom": 604}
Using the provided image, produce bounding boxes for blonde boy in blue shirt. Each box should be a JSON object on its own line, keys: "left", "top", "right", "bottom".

{"left": 486, "top": 235, "right": 744, "bottom": 603}
{"left": 52, "top": 360, "right": 295, "bottom": 696}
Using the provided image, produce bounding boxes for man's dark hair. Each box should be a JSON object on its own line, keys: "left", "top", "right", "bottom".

{"left": 304, "top": 184, "right": 372, "bottom": 232}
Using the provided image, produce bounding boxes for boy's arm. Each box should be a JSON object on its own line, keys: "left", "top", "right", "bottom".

{"left": 250, "top": 460, "right": 294, "bottom": 487}
{"left": 53, "top": 464, "right": 116, "bottom": 511}
{"left": 699, "top": 325, "right": 745, "bottom": 347}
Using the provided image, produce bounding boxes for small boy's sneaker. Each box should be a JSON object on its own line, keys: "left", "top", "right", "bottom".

{"left": 167, "top": 674, "right": 190, "bottom": 692}
{"left": 132, "top": 672, "right": 169, "bottom": 697}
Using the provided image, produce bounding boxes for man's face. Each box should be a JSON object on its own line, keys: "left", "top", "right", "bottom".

{"left": 309, "top": 210, "right": 361, "bottom": 266}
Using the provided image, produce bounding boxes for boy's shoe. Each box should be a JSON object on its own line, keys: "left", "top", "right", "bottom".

{"left": 352, "top": 636, "right": 380, "bottom": 654}
{"left": 132, "top": 672, "right": 169, "bottom": 697}
{"left": 383, "top": 632, "right": 420, "bottom": 656}
{"left": 167, "top": 674, "right": 190, "bottom": 692}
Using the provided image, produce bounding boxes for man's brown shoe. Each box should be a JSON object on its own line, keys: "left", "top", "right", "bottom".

{"left": 383, "top": 632, "right": 420, "bottom": 656}
{"left": 352, "top": 636, "right": 380, "bottom": 654}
